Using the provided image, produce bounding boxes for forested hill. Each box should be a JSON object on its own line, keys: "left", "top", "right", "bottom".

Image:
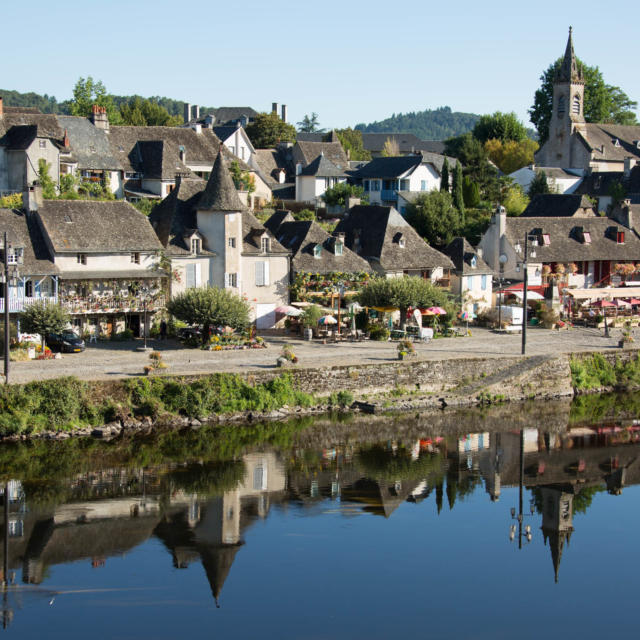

{"left": 355, "top": 106, "right": 479, "bottom": 140}
{"left": 0, "top": 88, "right": 210, "bottom": 118}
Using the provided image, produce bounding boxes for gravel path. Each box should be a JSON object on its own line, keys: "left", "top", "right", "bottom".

{"left": 8, "top": 326, "right": 627, "bottom": 385}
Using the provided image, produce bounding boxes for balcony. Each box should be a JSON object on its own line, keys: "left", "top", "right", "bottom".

{"left": 60, "top": 294, "right": 166, "bottom": 314}
{"left": 0, "top": 296, "right": 58, "bottom": 313}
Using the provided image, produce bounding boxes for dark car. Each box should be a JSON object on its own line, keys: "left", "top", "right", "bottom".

{"left": 177, "top": 326, "right": 202, "bottom": 340}
{"left": 46, "top": 331, "right": 86, "bottom": 353}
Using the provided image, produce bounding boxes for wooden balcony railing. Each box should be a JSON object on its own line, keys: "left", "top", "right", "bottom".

{"left": 0, "top": 296, "right": 58, "bottom": 313}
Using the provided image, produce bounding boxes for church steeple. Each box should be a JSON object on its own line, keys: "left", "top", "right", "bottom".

{"left": 556, "top": 27, "right": 583, "bottom": 84}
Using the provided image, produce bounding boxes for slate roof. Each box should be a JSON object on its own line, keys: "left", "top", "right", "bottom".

{"left": 0, "top": 111, "right": 64, "bottom": 141}
{"left": 442, "top": 237, "right": 493, "bottom": 275}
{"left": 209, "top": 107, "right": 258, "bottom": 125}
{"left": 575, "top": 166, "right": 640, "bottom": 197}
{"left": 271, "top": 183, "right": 296, "bottom": 201}
{"left": 0, "top": 208, "right": 58, "bottom": 275}
{"left": 265, "top": 213, "right": 372, "bottom": 274}
{"left": 578, "top": 123, "right": 640, "bottom": 163}
{"left": 334, "top": 205, "right": 454, "bottom": 271}
{"left": 360, "top": 133, "right": 445, "bottom": 155}
{"left": 198, "top": 150, "right": 247, "bottom": 211}
{"left": 37, "top": 200, "right": 163, "bottom": 253}
{"left": 520, "top": 194, "right": 596, "bottom": 217}
{"left": 242, "top": 210, "right": 288, "bottom": 255}
{"left": 57, "top": 115, "right": 121, "bottom": 170}
{"left": 299, "top": 153, "right": 346, "bottom": 177}
{"left": 212, "top": 126, "right": 238, "bottom": 142}
{"left": 354, "top": 155, "right": 422, "bottom": 179}
{"left": 503, "top": 216, "right": 640, "bottom": 262}
{"left": 254, "top": 148, "right": 289, "bottom": 184}
{"left": 3, "top": 125, "right": 38, "bottom": 150}
{"left": 295, "top": 141, "right": 348, "bottom": 169}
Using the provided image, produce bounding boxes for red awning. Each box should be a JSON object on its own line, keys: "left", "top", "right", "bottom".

{"left": 497, "top": 283, "right": 546, "bottom": 296}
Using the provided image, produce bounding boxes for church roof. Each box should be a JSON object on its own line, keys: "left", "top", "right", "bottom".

{"left": 556, "top": 27, "right": 583, "bottom": 83}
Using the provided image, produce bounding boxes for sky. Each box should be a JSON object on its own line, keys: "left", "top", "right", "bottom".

{"left": 2, "top": 0, "right": 639, "bottom": 133}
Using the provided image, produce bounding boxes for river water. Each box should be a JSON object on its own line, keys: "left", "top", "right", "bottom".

{"left": 1, "top": 395, "right": 639, "bottom": 639}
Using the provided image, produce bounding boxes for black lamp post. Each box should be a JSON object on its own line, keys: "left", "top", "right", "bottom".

{"left": 517, "top": 233, "right": 537, "bottom": 355}
{"left": 497, "top": 254, "right": 507, "bottom": 330}
{"left": 136, "top": 285, "right": 151, "bottom": 352}
{"left": 509, "top": 430, "right": 536, "bottom": 549}
{"left": 2, "top": 232, "right": 20, "bottom": 385}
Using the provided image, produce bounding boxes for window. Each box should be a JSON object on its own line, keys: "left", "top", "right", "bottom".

{"left": 481, "top": 275, "right": 488, "bottom": 290}
{"left": 314, "top": 244, "right": 322, "bottom": 259}
{"left": 371, "top": 180, "right": 380, "bottom": 191}
{"left": 470, "top": 256, "right": 477, "bottom": 269}
{"left": 77, "top": 253, "right": 87, "bottom": 265}
{"left": 229, "top": 146, "right": 235, "bottom": 155}
{"left": 542, "top": 234, "right": 550, "bottom": 246}
{"left": 334, "top": 240, "right": 343, "bottom": 256}
{"left": 125, "top": 172, "right": 140, "bottom": 179}
{"left": 363, "top": 180, "right": 370, "bottom": 192}
{"left": 421, "top": 180, "right": 426, "bottom": 191}
{"left": 185, "top": 263, "right": 201, "bottom": 288}
{"left": 228, "top": 237, "right": 236, "bottom": 248}
{"left": 7, "top": 248, "right": 23, "bottom": 264}
{"left": 617, "top": 231, "right": 625, "bottom": 244}
{"left": 255, "top": 261, "right": 269, "bottom": 286}
{"left": 557, "top": 95, "right": 565, "bottom": 118}
{"left": 39, "top": 140, "right": 46, "bottom": 148}
{"left": 400, "top": 179, "right": 410, "bottom": 190}
{"left": 583, "top": 231, "right": 591, "bottom": 244}
{"left": 466, "top": 276, "right": 473, "bottom": 289}
{"left": 261, "top": 237, "right": 270, "bottom": 253}
{"left": 25, "top": 280, "right": 33, "bottom": 298}
{"left": 191, "top": 238, "right": 201, "bottom": 254}
{"left": 572, "top": 94, "right": 581, "bottom": 115}
{"left": 228, "top": 272, "right": 238, "bottom": 288}
{"left": 253, "top": 465, "right": 266, "bottom": 491}
{"left": 398, "top": 237, "right": 405, "bottom": 248}
{"left": 131, "top": 252, "right": 140, "bottom": 264}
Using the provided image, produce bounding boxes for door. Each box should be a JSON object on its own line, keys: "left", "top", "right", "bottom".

{"left": 256, "top": 304, "right": 276, "bottom": 330}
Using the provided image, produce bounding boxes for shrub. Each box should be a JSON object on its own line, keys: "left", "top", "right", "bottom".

{"left": 368, "top": 326, "right": 389, "bottom": 341}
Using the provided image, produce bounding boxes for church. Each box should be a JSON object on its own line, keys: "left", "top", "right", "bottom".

{"left": 535, "top": 28, "right": 640, "bottom": 174}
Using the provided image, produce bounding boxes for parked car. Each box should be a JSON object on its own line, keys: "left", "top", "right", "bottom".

{"left": 177, "top": 326, "right": 202, "bottom": 340}
{"left": 46, "top": 331, "right": 86, "bottom": 353}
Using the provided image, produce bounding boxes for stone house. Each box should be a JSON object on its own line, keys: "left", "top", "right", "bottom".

{"left": 149, "top": 151, "right": 290, "bottom": 329}
{"left": 295, "top": 153, "right": 347, "bottom": 204}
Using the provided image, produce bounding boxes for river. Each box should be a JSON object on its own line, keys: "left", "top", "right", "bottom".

{"left": 1, "top": 394, "right": 639, "bottom": 638}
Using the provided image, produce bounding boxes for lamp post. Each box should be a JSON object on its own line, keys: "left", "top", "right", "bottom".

{"left": 335, "top": 282, "right": 344, "bottom": 336}
{"left": 509, "top": 430, "right": 536, "bottom": 549}
{"left": 518, "top": 233, "right": 537, "bottom": 355}
{"left": 1, "top": 232, "right": 20, "bottom": 385}
{"left": 498, "top": 254, "right": 507, "bottom": 330}
{"left": 136, "top": 285, "right": 151, "bottom": 352}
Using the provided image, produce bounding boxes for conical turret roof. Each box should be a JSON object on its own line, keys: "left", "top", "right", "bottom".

{"left": 198, "top": 148, "right": 247, "bottom": 212}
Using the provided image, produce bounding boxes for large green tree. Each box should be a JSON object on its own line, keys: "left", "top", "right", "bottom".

{"left": 19, "top": 301, "right": 70, "bottom": 349}
{"left": 37, "top": 159, "right": 57, "bottom": 199}
{"left": 70, "top": 76, "right": 122, "bottom": 124}
{"left": 335, "top": 128, "right": 371, "bottom": 161}
{"left": 452, "top": 161, "right": 465, "bottom": 218}
{"left": 245, "top": 112, "right": 297, "bottom": 148}
{"left": 440, "top": 158, "right": 450, "bottom": 192}
{"left": 529, "top": 58, "right": 638, "bottom": 144}
{"left": 528, "top": 170, "right": 550, "bottom": 197}
{"left": 120, "top": 97, "right": 182, "bottom": 126}
{"left": 358, "top": 276, "right": 452, "bottom": 329}
{"left": 297, "top": 112, "right": 325, "bottom": 133}
{"left": 472, "top": 111, "right": 528, "bottom": 144}
{"left": 167, "top": 287, "right": 251, "bottom": 342}
{"left": 405, "top": 191, "right": 460, "bottom": 248}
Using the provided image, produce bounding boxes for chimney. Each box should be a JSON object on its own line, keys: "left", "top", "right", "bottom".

{"left": 192, "top": 105, "right": 200, "bottom": 121}
{"left": 477, "top": 247, "right": 484, "bottom": 259}
{"left": 281, "top": 104, "right": 287, "bottom": 122}
{"left": 23, "top": 183, "right": 43, "bottom": 214}
{"left": 624, "top": 157, "right": 636, "bottom": 178}
{"left": 63, "top": 129, "right": 70, "bottom": 149}
{"left": 184, "top": 102, "right": 191, "bottom": 123}
{"left": 0, "top": 96, "right": 3, "bottom": 117}
{"left": 179, "top": 145, "right": 186, "bottom": 163}
{"left": 90, "top": 105, "right": 109, "bottom": 131}
{"left": 295, "top": 162, "right": 302, "bottom": 176}
{"left": 272, "top": 102, "right": 278, "bottom": 116}
{"left": 278, "top": 168, "right": 286, "bottom": 184}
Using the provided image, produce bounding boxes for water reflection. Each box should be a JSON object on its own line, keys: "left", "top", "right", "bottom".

{"left": 1, "top": 396, "right": 640, "bottom": 633}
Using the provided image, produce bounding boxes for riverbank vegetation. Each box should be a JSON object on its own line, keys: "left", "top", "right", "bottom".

{"left": 570, "top": 353, "right": 640, "bottom": 391}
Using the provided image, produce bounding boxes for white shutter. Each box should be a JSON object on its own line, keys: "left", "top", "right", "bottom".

{"left": 224, "top": 272, "right": 229, "bottom": 288}
{"left": 263, "top": 261, "right": 270, "bottom": 286}
{"left": 195, "top": 263, "right": 202, "bottom": 287}
{"left": 186, "top": 264, "right": 195, "bottom": 288}
{"left": 255, "top": 262, "right": 264, "bottom": 286}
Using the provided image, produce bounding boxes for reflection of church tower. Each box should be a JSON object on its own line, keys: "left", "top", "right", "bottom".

{"left": 539, "top": 27, "right": 585, "bottom": 169}
{"left": 540, "top": 486, "right": 574, "bottom": 583}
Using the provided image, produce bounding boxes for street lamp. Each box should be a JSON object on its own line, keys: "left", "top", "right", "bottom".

{"left": 1, "top": 232, "right": 21, "bottom": 385}
{"left": 497, "top": 254, "right": 507, "bottom": 330}
{"left": 516, "top": 233, "right": 537, "bottom": 355}
{"left": 136, "top": 285, "right": 151, "bottom": 352}
{"left": 334, "top": 282, "right": 345, "bottom": 336}
{"left": 509, "top": 430, "right": 536, "bottom": 549}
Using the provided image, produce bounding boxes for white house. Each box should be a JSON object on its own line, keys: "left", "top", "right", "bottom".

{"left": 509, "top": 165, "right": 583, "bottom": 195}
{"left": 295, "top": 153, "right": 347, "bottom": 204}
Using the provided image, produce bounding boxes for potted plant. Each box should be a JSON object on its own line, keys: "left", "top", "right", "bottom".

{"left": 619, "top": 321, "right": 635, "bottom": 350}
{"left": 397, "top": 339, "right": 416, "bottom": 360}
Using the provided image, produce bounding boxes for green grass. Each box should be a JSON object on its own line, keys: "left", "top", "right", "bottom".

{"left": 570, "top": 353, "right": 640, "bottom": 391}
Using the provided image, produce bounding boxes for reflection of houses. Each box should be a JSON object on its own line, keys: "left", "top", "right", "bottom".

{"left": 149, "top": 152, "right": 290, "bottom": 328}
{"left": 539, "top": 485, "right": 574, "bottom": 583}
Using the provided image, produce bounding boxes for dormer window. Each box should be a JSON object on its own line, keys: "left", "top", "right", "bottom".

{"left": 334, "top": 240, "right": 343, "bottom": 256}
{"left": 542, "top": 234, "right": 550, "bottom": 246}
{"left": 131, "top": 252, "right": 140, "bottom": 264}
{"left": 6, "top": 247, "right": 23, "bottom": 264}
{"left": 313, "top": 244, "right": 322, "bottom": 259}
{"left": 617, "top": 231, "right": 625, "bottom": 244}
{"left": 583, "top": 231, "right": 591, "bottom": 244}
{"left": 261, "top": 237, "right": 270, "bottom": 253}
{"left": 470, "top": 256, "right": 477, "bottom": 269}
{"left": 614, "top": 138, "right": 621, "bottom": 148}
{"left": 191, "top": 238, "right": 201, "bottom": 254}
{"left": 396, "top": 233, "right": 406, "bottom": 248}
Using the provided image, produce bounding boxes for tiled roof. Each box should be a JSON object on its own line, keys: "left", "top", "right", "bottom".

{"left": 579, "top": 123, "right": 640, "bottom": 163}
{"left": 442, "top": 237, "right": 493, "bottom": 275}
{"left": 198, "top": 150, "right": 247, "bottom": 211}
{"left": 354, "top": 155, "right": 421, "bottom": 179}
{"left": 299, "top": 154, "right": 346, "bottom": 177}
{"left": 520, "top": 194, "right": 596, "bottom": 217}
{"left": 295, "top": 141, "right": 348, "bottom": 169}
{"left": 0, "top": 208, "right": 58, "bottom": 275}
{"left": 504, "top": 216, "right": 640, "bottom": 262}
{"left": 58, "top": 115, "right": 121, "bottom": 170}
{"left": 334, "top": 205, "right": 454, "bottom": 271}
{"left": 209, "top": 107, "right": 258, "bottom": 125}
{"left": 0, "top": 112, "right": 64, "bottom": 141}
{"left": 37, "top": 200, "right": 163, "bottom": 253}
{"left": 242, "top": 210, "right": 288, "bottom": 255}
{"left": 360, "top": 133, "right": 445, "bottom": 155}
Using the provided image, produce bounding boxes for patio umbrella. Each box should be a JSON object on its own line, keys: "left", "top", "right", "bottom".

{"left": 275, "top": 305, "right": 298, "bottom": 314}
{"left": 458, "top": 310, "right": 476, "bottom": 333}
{"left": 318, "top": 315, "right": 337, "bottom": 325}
{"left": 590, "top": 300, "right": 616, "bottom": 308}
{"left": 427, "top": 307, "right": 447, "bottom": 315}
{"left": 627, "top": 298, "right": 640, "bottom": 305}
{"left": 614, "top": 299, "right": 631, "bottom": 308}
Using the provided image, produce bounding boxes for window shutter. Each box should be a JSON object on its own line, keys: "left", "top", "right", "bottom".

{"left": 264, "top": 261, "right": 270, "bottom": 286}
{"left": 195, "top": 263, "right": 201, "bottom": 286}
{"left": 186, "top": 264, "right": 195, "bottom": 288}
{"left": 224, "top": 272, "right": 229, "bottom": 288}
{"left": 255, "top": 262, "right": 264, "bottom": 286}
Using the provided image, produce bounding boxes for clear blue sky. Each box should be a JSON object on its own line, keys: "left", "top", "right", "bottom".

{"left": 3, "top": 0, "right": 638, "bottom": 133}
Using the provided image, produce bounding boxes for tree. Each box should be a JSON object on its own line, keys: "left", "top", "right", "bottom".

{"left": 19, "top": 301, "right": 70, "bottom": 349}
{"left": 608, "top": 180, "right": 626, "bottom": 207}
{"left": 357, "top": 276, "right": 452, "bottom": 329}
{"left": 229, "top": 160, "right": 255, "bottom": 194}
{"left": 502, "top": 183, "right": 529, "bottom": 216}
{"left": 405, "top": 191, "right": 460, "bottom": 247}
{"left": 529, "top": 57, "right": 638, "bottom": 144}
{"left": 335, "top": 128, "right": 371, "bottom": 161}
{"left": 452, "top": 161, "right": 465, "bottom": 218}
{"left": 120, "top": 97, "right": 182, "bottom": 126}
{"left": 473, "top": 111, "right": 529, "bottom": 144}
{"left": 300, "top": 304, "right": 324, "bottom": 329}
{"left": 323, "top": 182, "right": 364, "bottom": 207}
{"left": 245, "top": 112, "right": 297, "bottom": 148}
{"left": 528, "top": 170, "right": 550, "bottom": 197}
{"left": 69, "top": 76, "right": 122, "bottom": 124}
{"left": 444, "top": 132, "right": 499, "bottom": 200}
{"left": 484, "top": 138, "right": 539, "bottom": 174}
{"left": 462, "top": 176, "right": 481, "bottom": 208}
{"left": 440, "top": 158, "right": 450, "bottom": 192}
{"left": 380, "top": 137, "right": 400, "bottom": 157}
{"left": 37, "top": 159, "right": 57, "bottom": 199}
{"left": 167, "top": 287, "right": 251, "bottom": 343}
{"left": 297, "top": 112, "right": 325, "bottom": 133}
